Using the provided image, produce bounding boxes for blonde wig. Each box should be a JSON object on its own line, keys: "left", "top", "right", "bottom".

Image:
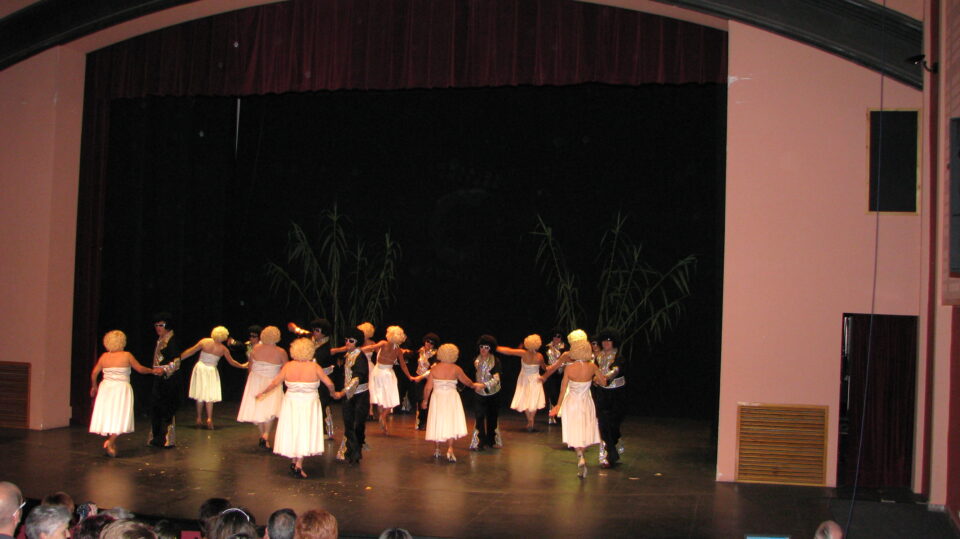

{"left": 289, "top": 337, "right": 315, "bottom": 361}
{"left": 386, "top": 325, "right": 406, "bottom": 345}
{"left": 567, "top": 329, "right": 588, "bottom": 344}
{"left": 103, "top": 330, "right": 127, "bottom": 352}
{"left": 523, "top": 334, "right": 542, "bottom": 351}
{"left": 260, "top": 326, "right": 281, "bottom": 345}
{"left": 569, "top": 339, "right": 593, "bottom": 361}
{"left": 211, "top": 326, "right": 230, "bottom": 343}
{"left": 437, "top": 343, "right": 459, "bottom": 364}
{"left": 357, "top": 322, "right": 375, "bottom": 340}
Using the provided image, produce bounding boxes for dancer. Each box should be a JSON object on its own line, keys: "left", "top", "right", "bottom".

{"left": 549, "top": 339, "right": 606, "bottom": 478}
{"left": 149, "top": 312, "right": 182, "bottom": 447}
{"left": 423, "top": 344, "right": 484, "bottom": 462}
{"left": 333, "top": 328, "right": 369, "bottom": 464}
{"left": 593, "top": 327, "right": 627, "bottom": 468}
{"left": 357, "top": 322, "right": 377, "bottom": 421}
{"left": 496, "top": 334, "right": 546, "bottom": 431}
{"left": 409, "top": 333, "right": 440, "bottom": 430}
{"left": 89, "top": 330, "right": 160, "bottom": 456}
{"left": 176, "top": 326, "right": 247, "bottom": 429}
{"left": 257, "top": 337, "right": 340, "bottom": 478}
{"left": 237, "top": 326, "right": 287, "bottom": 449}
{"left": 543, "top": 330, "right": 566, "bottom": 425}
{"left": 361, "top": 325, "right": 413, "bottom": 435}
{"left": 469, "top": 335, "right": 503, "bottom": 450}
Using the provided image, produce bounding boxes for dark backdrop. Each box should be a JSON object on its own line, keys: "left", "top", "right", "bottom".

{"left": 100, "top": 82, "right": 725, "bottom": 419}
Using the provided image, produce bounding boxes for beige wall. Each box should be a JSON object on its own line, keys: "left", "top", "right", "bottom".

{"left": 719, "top": 21, "right": 924, "bottom": 487}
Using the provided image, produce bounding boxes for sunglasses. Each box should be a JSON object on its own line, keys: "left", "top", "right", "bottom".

{"left": 479, "top": 345, "right": 491, "bottom": 350}
{"left": 154, "top": 323, "right": 167, "bottom": 328}
{"left": 345, "top": 338, "right": 357, "bottom": 343}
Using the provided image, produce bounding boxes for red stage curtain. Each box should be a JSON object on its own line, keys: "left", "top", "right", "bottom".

{"left": 72, "top": 0, "right": 727, "bottom": 423}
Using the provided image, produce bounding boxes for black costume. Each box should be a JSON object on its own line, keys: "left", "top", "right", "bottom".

{"left": 544, "top": 337, "right": 566, "bottom": 424}
{"left": 150, "top": 327, "right": 181, "bottom": 447}
{"left": 470, "top": 335, "right": 503, "bottom": 450}
{"left": 593, "top": 345, "right": 627, "bottom": 466}
{"left": 410, "top": 333, "right": 440, "bottom": 430}
{"left": 310, "top": 319, "right": 336, "bottom": 439}
{"left": 336, "top": 344, "right": 369, "bottom": 464}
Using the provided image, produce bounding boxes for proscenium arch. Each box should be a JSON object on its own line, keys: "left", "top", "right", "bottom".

{"left": 0, "top": 0, "right": 924, "bottom": 87}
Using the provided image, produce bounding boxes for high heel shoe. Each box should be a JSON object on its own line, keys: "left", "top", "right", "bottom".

{"left": 577, "top": 456, "right": 587, "bottom": 478}
{"left": 103, "top": 440, "right": 117, "bottom": 458}
{"left": 258, "top": 438, "right": 267, "bottom": 449}
{"left": 292, "top": 466, "right": 307, "bottom": 479}
{"left": 379, "top": 417, "right": 389, "bottom": 436}
{"left": 205, "top": 419, "right": 214, "bottom": 430}
{"left": 433, "top": 447, "right": 441, "bottom": 460}
{"left": 446, "top": 449, "right": 457, "bottom": 463}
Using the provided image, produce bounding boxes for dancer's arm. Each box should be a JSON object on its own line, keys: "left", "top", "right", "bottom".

{"left": 222, "top": 348, "right": 247, "bottom": 369}
{"left": 174, "top": 339, "right": 205, "bottom": 363}
{"left": 89, "top": 355, "right": 104, "bottom": 398}
{"left": 397, "top": 349, "right": 414, "bottom": 381}
{"left": 256, "top": 364, "right": 288, "bottom": 399}
{"left": 360, "top": 340, "right": 387, "bottom": 353}
{"left": 421, "top": 375, "right": 434, "bottom": 408}
{"left": 455, "top": 367, "right": 485, "bottom": 391}
{"left": 495, "top": 346, "right": 525, "bottom": 357}
{"left": 317, "top": 364, "right": 338, "bottom": 397}
{"left": 128, "top": 353, "right": 159, "bottom": 375}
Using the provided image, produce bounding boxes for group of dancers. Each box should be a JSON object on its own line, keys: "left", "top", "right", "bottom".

{"left": 88, "top": 313, "right": 628, "bottom": 478}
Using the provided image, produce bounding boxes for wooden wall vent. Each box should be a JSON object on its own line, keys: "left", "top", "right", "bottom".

{"left": 736, "top": 403, "right": 827, "bottom": 486}
{"left": 0, "top": 362, "right": 30, "bottom": 428}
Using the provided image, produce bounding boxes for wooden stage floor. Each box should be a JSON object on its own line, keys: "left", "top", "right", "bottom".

{"left": 0, "top": 403, "right": 950, "bottom": 538}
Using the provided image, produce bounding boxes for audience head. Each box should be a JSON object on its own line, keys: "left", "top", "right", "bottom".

{"left": 99, "top": 519, "right": 156, "bottom": 539}
{"left": 70, "top": 514, "right": 114, "bottom": 539}
{"left": 150, "top": 520, "right": 178, "bottom": 539}
{"left": 99, "top": 508, "right": 133, "bottom": 521}
{"left": 265, "top": 509, "right": 296, "bottom": 539}
{"left": 814, "top": 520, "right": 843, "bottom": 539}
{"left": 102, "top": 331, "right": 127, "bottom": 353}
{"left": 198, "top": 498, "right": 231, "bottom": 539}
{"left": 0, "top": 481, "right": 24, "bottom": 534}
{"left": 293, "top": 510, "right": 337, "bottom": 539}
{"left": 24, "top": 505, "right": 70, "bottom": 539}
{"left": 207, "top": 508, "right": 256, "bottom": 539}
{"left": 260, "top": 326, "right": 281, "bottom": 346}
{"left": 378, "top": 528, "right": 413, "bottom": 539}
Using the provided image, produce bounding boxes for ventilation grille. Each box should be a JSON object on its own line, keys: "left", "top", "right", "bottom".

{"left": 0, "top": 362, "right": 30, "bottom": 428}
{"left": 736, "top": 403, "right": 827, "bottom": 486}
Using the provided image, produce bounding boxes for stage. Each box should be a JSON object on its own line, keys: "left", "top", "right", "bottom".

{"left": 0, "top": 403, "right": 953, "bottom": 538}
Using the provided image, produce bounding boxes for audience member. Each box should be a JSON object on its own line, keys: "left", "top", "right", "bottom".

{"left": 197, "top": 499, "right": 231, "bottom": 539}
{"left": 100, "top": 508, "right": 133, "bottom": 521}
{"left": 151, "top": 520, "right": 178, "bottom": 539}
{"left": 100, "top": 519, "right": 156, "bottom": 539}
{"left": 0, "top": 483, "right": 24, "bottom": 539}
{"left": 378, "top": 529, "right": 412, "bottom": 539}
{"left": 38, "top": 495, "right": 73, "bottom": 523}
{"left": 814, "top": 520, "right": 843, "bottom": 539}
{"left": 293, "top": 510, "right": 336, "bottom": 539}
{"left": 265, "top": 510, "right": 295, "bottom": 539}
{"left": 207, "top": 508, "right": 257, "bottom": 539}
{"left": 70, "top": 514, "right": 114, "bottom": 539}
{"left": 24, "top": 506, "right": 70, "bottom": 539}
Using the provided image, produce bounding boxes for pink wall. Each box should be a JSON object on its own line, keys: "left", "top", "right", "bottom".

{"left": 718, "top": 21, "right": 923, "bottom": 487}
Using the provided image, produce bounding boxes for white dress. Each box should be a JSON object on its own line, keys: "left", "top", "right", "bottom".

{"left": 89, "top": 367, "right": 135, "bottom": 435}
{"left": 370, "top": 363, "right": 400, "bottom": 408}
{"left": 188, "top": 351, "right": 222, "bottom": 403}
{"left": 273, "top": 381, "right": 325, "bottom": 458}
{"left": 510, "top": 362, "right": 546, "bottom": 412}
{"left": 425, "top": 379, "right": 468, "bottom": 442}
{"left": 558, "top": 380, "right": 601, "bottom": 448}
{"left": 237, "top": 360, "right": 283, "bottom": 423}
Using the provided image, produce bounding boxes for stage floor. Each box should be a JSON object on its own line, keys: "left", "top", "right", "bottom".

{"left": 0, "top": 403, "right": 948, "bottom": 538}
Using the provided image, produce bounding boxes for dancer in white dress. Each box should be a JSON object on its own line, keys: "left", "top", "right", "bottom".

{"left": 497, "top": 334, "right": 547, "bottom": 432}
{"left": 422, "top": 344, "right": 484, "bottom": 462}
{"left": 89, "top": 330, "right": 160, "bottom": 457}
{"left": 175, "top": 326, "right": 247, "bottom": 429}
{"left": 361, "top": 325, "right": 413, "bottom": 435}
{"left": 237, "top": 325, "right": 287, "bottom": 449}
{"left": 548, "top": 339, "right": 607, "bottom": 478}
{"left": 257, "top": 337, "right": 339, "bottom": 478}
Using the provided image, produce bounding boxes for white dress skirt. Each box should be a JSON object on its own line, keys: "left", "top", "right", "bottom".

{"left": 273, "top": 381, "right": 325, "bottom": 458}
{"left": 89, "top": 367, "right": 135, "bottom": 435}
{"left": 370, "top": 363, "right": 400, "bottom": 408}
{"left": 425, "top": 379, "right": 468, "bottom": 442}
{"left": 510, "top": 362, "right": 546, "bottom": 412}
{"left": 188, "top": 351, "right": 222, "bottom": 403}
{"left": 237, "top": 360, "right": 283, "bottom": 423}
{"left": 558, "top": 380, "right": 601, "bottom": 449}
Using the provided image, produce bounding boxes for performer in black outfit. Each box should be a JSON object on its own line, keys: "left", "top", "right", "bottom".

{"left": 543, "top": 330, "right": 566, "bottom": 425}
{"left": 593, "top": 327, "right": 627, "bottom": 468}
{"left": 149, "top": 312, "right": 182, "bottom": 448}
{"left": 469, "top": 334, "right": 503, "bottom": 451}
{"left": 309, "top": 318, "right": 337, "bottom": 440}
{"left": 335, "top": 328, "right": 369, "bottom": 464}
{"left": 409, "top": 333, "right": 440, "bottom": 430}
